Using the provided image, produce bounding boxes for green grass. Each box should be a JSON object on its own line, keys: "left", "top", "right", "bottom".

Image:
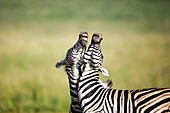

{"left": 0, "top": 0, "right": 170, "bottom": 112}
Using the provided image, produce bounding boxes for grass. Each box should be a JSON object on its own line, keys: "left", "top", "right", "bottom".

{"left": 0, "top": 0, "right": 170, "bottom": 112}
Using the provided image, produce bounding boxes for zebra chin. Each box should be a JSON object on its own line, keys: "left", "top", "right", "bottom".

{"left": 80, "top": 40, "right": 88, "bottom": 46}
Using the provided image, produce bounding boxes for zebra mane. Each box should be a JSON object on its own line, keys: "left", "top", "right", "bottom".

{"left": 99, "top": 79, "right": 113, "bottom": 89}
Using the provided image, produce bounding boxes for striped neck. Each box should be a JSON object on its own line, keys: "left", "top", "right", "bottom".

{"left": 65, "top": 41, "right": 86, "bottom": 113}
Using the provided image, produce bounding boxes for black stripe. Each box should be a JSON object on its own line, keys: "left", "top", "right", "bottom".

{"left": 130, "top": 88, "right": 155, "bottom": 95}
{"left": 88, "top": 58, "right": 100, "bottom": 66}
{"left": 80, "top": 85, "right": 102, "bottom": 105}
{"left": 124, "top": 90, "right": 128, "bottom": 113}
{"left": 107, "top": 89, "right": 113, "bottom": 111}
{"left": 111, "top": 90, "right": 116, "bottom": 106}
{"left": 91, "top": 55, "right": 101, "bottom": 61}
{"left": 133, "top": 98, "right": 136, "bottom": 113}
{"left": 70, "top": 90, "right": 77, "bottom": 98}
{"left": 162, "top": 110, "right": 170, "bottom": 113}
{"left": 117, "top": 90, "right": 122, "bottom": 113}
{"left": 70, "top": 104, "right": 81, "bottom": 113}
{"left": 68, "top": 77, "right": 77, "bottom": 85}
{"left": 70, "top": 55, "right": 77, "bottom": 59}
{"left": 80, "top": 71, "right": 98, "bottom": 81}
{"left": 105, "top": 98, "right": 109, "bottom": 113}
{"left": 69, "top": 84, "right": 77, "bottom": 90}
{"left": 67, "top": 72, "right": 78, "bottom": 82}
{"left": 82, "top": 81, "right": 99, "bottom": 93}
{"left": 79, "top": 78, "right": 98, "bottom": 91}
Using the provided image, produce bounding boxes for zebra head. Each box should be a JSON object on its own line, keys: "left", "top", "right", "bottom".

{"left": 79, "top": 31, "right": 88, "bottom": 46}
{"left": 83, "top": 33, "right": 109, "bottom": 76}
{"left": 91, "top": 33, "right": 103, "bottom": 44}
{"left": 56, "top": 31, "right": 88, "bottom": 68}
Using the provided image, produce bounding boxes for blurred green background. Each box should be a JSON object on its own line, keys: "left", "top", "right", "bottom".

{"left": 0, "top": 0, "right": 170, "bottom": 112}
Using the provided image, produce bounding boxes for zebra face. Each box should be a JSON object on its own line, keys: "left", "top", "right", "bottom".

{"left": 91, "top": 33, "right": 103, "bottom": 44}
{"left": 79, "top": 31, "right": 88, "bottom": 46}
{"left": 83, "top": 33, "right": 104, "bottom": 71}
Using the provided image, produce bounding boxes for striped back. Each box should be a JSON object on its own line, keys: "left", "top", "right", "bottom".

{"left": 78, "top": 33, "right": 170, "bottom": 113}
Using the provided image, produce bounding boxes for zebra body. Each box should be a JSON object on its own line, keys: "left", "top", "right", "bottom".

{"left": 78, "top": 33, "right": 170, "bottom": 113}
{"left": 56, "top": 31, "right": 88, "bottom": 113}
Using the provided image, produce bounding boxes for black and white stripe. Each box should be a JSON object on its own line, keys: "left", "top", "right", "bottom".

{"left": 56, "top": 31, "right": 88, "bottom": 113}
{"left": 78, "top": 33, "right": 170, "bottom": 113}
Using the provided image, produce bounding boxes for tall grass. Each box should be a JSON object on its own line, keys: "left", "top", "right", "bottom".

{"left": 0, "top": 0, "right": 170, "bottom": 112}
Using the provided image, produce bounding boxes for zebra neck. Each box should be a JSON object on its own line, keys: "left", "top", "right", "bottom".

{"left": 67, "top": 69, "right": 79, "bottom": 91}
{"left": 73, "top": 41, "right": 86, "bottom": 65}
{"left": 66, "top": 64, "right": 82, "bottom": 111}
{"left": 81, "top": 68, "right": 99, "bottom": 81}
{"left": 73, "top": 41, "right": 83, "bottom": 52}
{"left": 65, "top": 57, "right": 84, "bottom": 80}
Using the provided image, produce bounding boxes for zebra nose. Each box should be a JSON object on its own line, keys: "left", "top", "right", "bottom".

{"left": 82, "top": 37, "right": 88, "bottom": 41}
{"left": 82, "top": 33, "right": 88, "bottom": 38}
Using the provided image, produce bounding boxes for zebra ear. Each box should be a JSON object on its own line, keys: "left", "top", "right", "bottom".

{"left": 56, "top": 60, "right": 65, "bottom": 68}
{"left": 100, "top": 67, "right": 109, "bottom": 76}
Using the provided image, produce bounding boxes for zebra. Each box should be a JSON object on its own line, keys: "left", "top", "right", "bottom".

{"left": 56, "top": 31, "right": 88, "bottom": 113}
{"left": 78, "top": 33, "right": 170, "bottom": 113}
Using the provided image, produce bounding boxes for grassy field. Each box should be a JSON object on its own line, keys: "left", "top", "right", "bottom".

{"left": 0, "top": 0, "right": 170, "bottom": 112}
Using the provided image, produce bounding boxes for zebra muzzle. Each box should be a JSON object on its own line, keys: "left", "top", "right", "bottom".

{"left": 81, "top": 39, "right": 88, "bottom": 46}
